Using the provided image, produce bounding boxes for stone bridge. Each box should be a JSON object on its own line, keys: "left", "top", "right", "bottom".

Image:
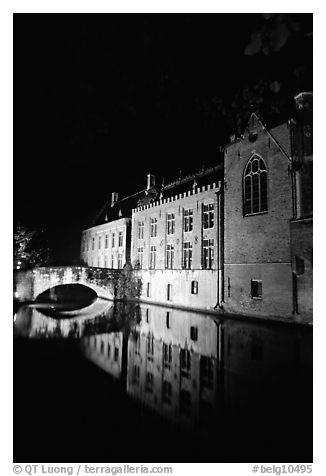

{"left": 14, "top": 266, "right": 125, "bottom": 302}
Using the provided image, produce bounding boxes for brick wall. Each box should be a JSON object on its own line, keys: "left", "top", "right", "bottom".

{"left": 223, "top": 117, "right": 294, "bottom": 318}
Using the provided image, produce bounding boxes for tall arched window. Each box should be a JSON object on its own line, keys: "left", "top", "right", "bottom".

{"left": 243, "top": 154, "right": 267, "bottom": 215}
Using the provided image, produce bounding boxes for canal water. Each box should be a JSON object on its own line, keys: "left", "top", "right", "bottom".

{"left": 14, "top": 297, "right": 312, "bottom": 463}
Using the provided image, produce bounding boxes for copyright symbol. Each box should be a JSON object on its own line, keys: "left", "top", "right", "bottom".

{"left": 13, "top": 466, "right": 22, "bottom": 474}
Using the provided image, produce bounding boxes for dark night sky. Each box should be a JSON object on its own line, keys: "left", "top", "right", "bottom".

{"left": 14, "top": 13, "right": 312, "bottom": 263}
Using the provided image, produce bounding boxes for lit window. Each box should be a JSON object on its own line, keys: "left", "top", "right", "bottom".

{"left": 180, "top": 349, "right": 191, "bottom": 378}
{"left": 150, "top": 245, "right": 156, "bottom": 269}
{"left": 202, "top": 239, "right": 214, "bottom": 269}
{"left": 146, "top": 334, "right": 154, "bottom": 362}
{"left": 244, "top": 155, "right": 267, "bottom": 215}
{"left": 163, "top": 343, "right": 172, "bottom": 369}
{"left": 203, "top": 203, "right": 214, "bottom": 229}
{"left": 138, "top": 221, "right": 144, "bottom": 239}
{"left": 183, "top": 242, "right": 192, "bottom": 269}
{"left": 251, "top": 280, "right": 262, "bottom": 299}
{"left": 167, "top": 213, "right": 175, "bottom": 235}
{"left": 150, "top": 217, "right": 158, "bottom": 237}
{"left": 118, "top": 231, "right": 123, "bottom": 247}
{"left": 137, "top": 247, "right": 144, "bottom": 269}
{"left": 184, "top": 209, "right": 193, "bottom": 232}
{"left": 165, "top": 244, "right": 174, "bottom": 269}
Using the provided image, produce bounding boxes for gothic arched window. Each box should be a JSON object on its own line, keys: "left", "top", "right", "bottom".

{"left": 243, "top": 155, "right": 267, "bottom": 215}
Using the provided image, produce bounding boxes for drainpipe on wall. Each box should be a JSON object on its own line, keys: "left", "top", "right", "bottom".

{"left": 214, "top": 180, "right": 224, "bottom": 310}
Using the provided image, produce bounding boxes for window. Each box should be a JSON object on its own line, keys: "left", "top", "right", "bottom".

{"left": 165, "top": 244, "right": 174, "bottom": 269}
{"left": 118, "top": 253, "right": 123, "bottom": 269}
{"left": 98, "top": 235, "right": 102, "bottom": 249}
{"left": 150, "top": 245, "right": 157, "bottom": 269}
{"left": 135, "top": 333, "right": 141, "bottom": 356}
{"left": 190, "top": 326, "right": 198, "bottom": 341}
{"left": 92, "top": 237, "right": 95, "bottom": 250}
{"left": 166, "top": 312, "right": 171, "bottom": 329}
{"left": 114, "top": 347, "right": 119, "bottom": 362}
{"left": 202, "top": 239, "right": 214, "bottom": 269}
{"left": 147, "top": 282, "right": 151, "bottom": 298}
{"left": 203, "top": 203, "right": 214, "bottom": 229}
{"left": 150, "top": 217, "right": 158, "bottom": 237}
{"left": 112, "top": 233, "right": 115, "bottom": 248}
{"left": 167, "top": 284, "right": 172, "bottom": 301}
{"left": 251, "top": 279, "right": 262, "bottom": 299}
{"left": 146, "top": 334, "right": 154, "bottom": 362}
{"left": 105, "top": 234, "right": 108, "bottom": 248}
{"left": 145, "top": 372, "right": 154, "bottom": 393}
{"left": 118, "top": 231, "right": 123, "bottom": 247}
{"left": 133, "top": 365, "right": 140, "bottom": 385}
{"left": 200, "top": 356, "right": 214, "bottom": 389}
{"left": 137, "top": 247, "right": 144, "bottom": 269}
{"left": 163, "top": 343, "right": 172, "bottom": 369}
{"left": 180, "top": 349, "right": 191, "bottom": 378}
{"left": 167, "top": 213, "right": 175, "bottom": 235}
{"left": 191, "top": 281, "right": 198, "bottom": 294}
{"left": 162, "top": 381, "right": 172, "bottom": 404}
{"left": 184, "top": 209, "right": 193, "bottom": 232}
{"left": 146, "top": 308, "right": 150, "bottom": 323}
{"left": 183, "top": 242, "right": 192, "bottom": 269}
{"left": 243, "top": 155, "right": 267, "bottom": 215}
{"left": 138, "top": 221, "right": 144, "bottom": 239}
{"left": 111, "top": 254, "right": 115, "bottom": 268}
{"left": 107, "top": 342, "right": 111, "bottom": 357}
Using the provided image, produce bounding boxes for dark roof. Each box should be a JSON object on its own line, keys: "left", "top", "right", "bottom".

{"left": 92, "top": 164, "right": 222, "bottom": 226}
{"left": 160, "top": 164, "right": 223, "bottom": 199}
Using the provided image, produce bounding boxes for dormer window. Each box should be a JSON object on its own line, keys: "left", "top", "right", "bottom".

{"left": 243, "top": 154, "right": 268, "bottom": 215}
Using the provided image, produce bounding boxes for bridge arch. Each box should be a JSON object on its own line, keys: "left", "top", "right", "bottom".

{"left": 31, "top": 266, "right": 117, "bottom": 302}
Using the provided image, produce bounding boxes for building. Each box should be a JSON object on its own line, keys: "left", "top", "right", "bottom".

{"left": 127, "top": 305, "right": 221, "bottom": 434}
{"left": 81, "top": 175, "right": 158, "bottom": 269}
{"left": 131, "top": 166, "right": 223, "bottom": 311}
{"left": 222, "top": 92, "right": 312, "bottom": 322}
{"left": 80, "top": 93, "right": 312, "bottom": 322}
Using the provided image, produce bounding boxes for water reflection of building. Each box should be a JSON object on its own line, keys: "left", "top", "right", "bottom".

{"left": 82, "top": 333, "right": 124, "bottom": 379}
{"left": 126, "top": 306, "right": 221, "bottom": 433}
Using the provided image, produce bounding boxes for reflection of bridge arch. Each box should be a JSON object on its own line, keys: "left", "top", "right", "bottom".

{"left": 31, "top": 266, "right": 119, "bottom": 301}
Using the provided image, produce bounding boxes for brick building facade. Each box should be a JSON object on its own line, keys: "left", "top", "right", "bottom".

{"left": 80, "top": 93, "right": 313, "bottom": 322}
{"left": 131, "top": 166, "right": 223, "bottom": 311}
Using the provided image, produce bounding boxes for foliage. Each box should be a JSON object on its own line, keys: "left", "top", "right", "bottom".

{"left": 14, "top": 224, "right": 51, "bottom": 268}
